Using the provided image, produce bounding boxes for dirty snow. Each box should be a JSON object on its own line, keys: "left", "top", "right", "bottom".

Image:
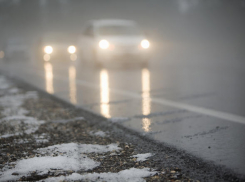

{"left": 0, "top": 91, "right": 38, "bottom": 114}
{"left": 37, "top": 143, "right": 121, "bottom": 154}
{"left": 13, "top": 138, "right": 30, "bottom": 144}
{"left": 8, "top": 87, "right": 19, "bottom": 94}
{"left": 0, "top": 115, "right": 45, "bottom": 139}
{"left": 34, "top": 133, "right": 50, "bottom": 143}
{"left": 89, "top": 130, "right": 107, "bottom": 137}
{"left": 0, "top": 91, "right": 38, "bottom": 118}
{"left": 43, "top": 168, "right": 156, "bottom": 182}
{"left": 0, "top": 81, "right": 44, "bottom": 138}
{"left": 132, "top": 153, "right": 153, "bottom": 162}
{"left": 14, "top": 133, "right": 51, "bottom": 144}
{"left": 0, "top": 76, "right": 11, "bottom": 90}
{"left": 0, "top": 143, "right": 122, "bottom": 181}
{"left": 0, "top": 155, "right": 100, "bottom": 181}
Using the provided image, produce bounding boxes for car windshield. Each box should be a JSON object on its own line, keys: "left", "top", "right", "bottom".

{"left": 98, "top": 25, "right": 141, "bottom": 36}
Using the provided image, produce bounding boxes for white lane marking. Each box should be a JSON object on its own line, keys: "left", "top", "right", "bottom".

{"left": 7, "top": 65, "right": 245, "bottom": 125}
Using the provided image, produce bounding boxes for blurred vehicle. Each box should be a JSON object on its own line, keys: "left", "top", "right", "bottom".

{"left": 37, "top": 33, "right": 78, "bottom": 62}
{"left": 79, "top": 19, "right": 151, "bottom": 67}
{"left": 3, "top": 38, "right": 29, "bottom": 62}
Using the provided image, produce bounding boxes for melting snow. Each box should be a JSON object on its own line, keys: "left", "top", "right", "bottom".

{"left": 0, "top": 115, "right": 45, "bottom": 139}
{"left": 0, "top": 76, "right": 11, "bottom": 90}
{"left": 42, "top": 168, "right": 156, "bottom": 182}
{"left": 1, "top": 107, "right": 29, "bottom": 117}
{"left": 0, "top": 91, "right": 37, "bottom": 113}
{"left": 0, "top": 91, "right": 38, "bottom": 118}
{"left": 132, "top": 153, "right": 153, "bottom": 162}
{"left": 34, "top": 133, "right": 49, "bottom": 143}
{"left": 0, "top": 133, "right": 17, "bottom": 138}
{"left": 0, "top": 143, "right": 122, "bottom": 181}
{"left": 0, "top": 87, "right": 43, "bottom": 138}
{"left": 0, "top": 155, "right": 100, "bottom": 181}
{"left": 8, "top": 87, "right": 19, "bottom": 94}
{"left": 89, "top": 130, "right": 107, "bottom": 137}
{"left": 14, "top": 138, "right": 30, "bottom": 144}
{"left": 37, "top": 143, "right": 121, "bottom": 154}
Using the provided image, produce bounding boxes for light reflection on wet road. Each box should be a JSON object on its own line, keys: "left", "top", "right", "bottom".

{"left": 69, "top": 65, "right": 77, "bottom": 105}
{"left": 1, "top": 42, "right": 245, "bottom": 175}
{"left": 44, "top": 62, "right": 54, "bottom": 94}
{"left": 141, "top": 68, "right": 151, "bottom": 132}
{"left": 100, "top": 69, "right": 110, "bottom": 118}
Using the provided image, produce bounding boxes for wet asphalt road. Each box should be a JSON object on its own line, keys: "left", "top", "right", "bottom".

{"left": 1, "top": 39, "right": 245, "bottom": 175}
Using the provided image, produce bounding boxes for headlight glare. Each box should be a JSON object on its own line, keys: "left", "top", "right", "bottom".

{"left": 68, "top": 45, "right": 76, "bottom": 54}
{"left": 99, "top": 40, "right": 109, "bottom": 49}
{"left": 44, "top": 46, "right": 53, "bottom": 54}
{"left": 141, "top": 39, "right": 150, "bottom": 49}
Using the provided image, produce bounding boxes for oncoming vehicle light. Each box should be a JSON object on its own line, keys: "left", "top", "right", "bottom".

{"left": 141, "top": 39, "right": 150, "bottom": 49}
{"left": 68, "top": 45, "right": 76, "bottom": 54}
{"left": 44, "top": 46, "right": 53, "bottom": 54}
{"left": 99, "top": 40, "right": 109, "bottom": 49}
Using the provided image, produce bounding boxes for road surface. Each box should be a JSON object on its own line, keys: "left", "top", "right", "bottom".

{"left": 1, "top": 40, "right": 245, "bottom": 176}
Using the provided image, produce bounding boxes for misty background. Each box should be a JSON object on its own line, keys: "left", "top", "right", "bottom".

{"left": 1, "top": 0, "right": 245, "bottom": 47}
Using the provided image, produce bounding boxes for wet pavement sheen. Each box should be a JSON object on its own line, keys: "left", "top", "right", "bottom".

{"left": 1, "top": 41, "right": 245, "bottom": 175}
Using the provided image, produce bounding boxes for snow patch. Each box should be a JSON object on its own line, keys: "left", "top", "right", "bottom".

{"left": 132, "top": 153, "right": 153, "bottom": 162}
{"left": 0, "top": 133, "right": 16, "bottom": 138}
{"left": 37, "top": 143, "right": 121, "bottom": 154}
{"left": 34, "top": 133, "right": 50, "bottom": 143}
{"left": 1, "top": 107, "right": 29, "bottom": 117}
{"left": 42, "top": 168, "right": 156, "bottom": 182}
{"left": 89, "top": 130, "right": 107, "bottom": 137}
{"left": 0, "top": 155, "right": 99, "bottom": 181}
{"left": 14, "top": 138, "right": 30, "bottom": 144}
{"left": 8, "top": 87, "right": 19, "bottom": 94}
{"left": 0, "top": 143, "right": 121, "bottom": 181}
{"left": 0, "top": 116, "right": 45, "bottom": 139}
{"left": 0, "top": 90, "right": 43, "bottom": 138}
{"left": 0, "top": 91, "right": 38, "bottom": 117}
{"left": 0, "top": 76, "right": 11, "bottom": 90}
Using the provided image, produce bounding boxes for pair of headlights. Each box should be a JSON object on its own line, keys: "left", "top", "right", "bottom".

{"left": 99, "top": 39, "right": 150, "bottom": 49}
{"left": 44, "top": 45, "right": 76, "bottom": 54}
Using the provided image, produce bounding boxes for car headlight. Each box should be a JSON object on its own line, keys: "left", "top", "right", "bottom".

{"left": 44, "top": 46, "right": 53, "bottom": 54}
{"left": 99, "top": 40, "right": 109, "bottom": 49}
{"left": 68, "top": 45, "right": 76, "bottom": 54}
{"left": 141, "top": 39, "right": 150, "bottom": 49}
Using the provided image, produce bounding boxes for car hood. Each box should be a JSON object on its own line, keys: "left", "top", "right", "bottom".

{"left": 97, "top": 36, "right": 145, "bottom": 46}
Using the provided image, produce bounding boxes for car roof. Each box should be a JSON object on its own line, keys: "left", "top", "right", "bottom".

{"left": 91, "top": 19, "right": 137, "bottom": 27}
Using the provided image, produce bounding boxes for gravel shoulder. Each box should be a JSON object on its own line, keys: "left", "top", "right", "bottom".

{"left": 0, "top": 74, "right": 244, "bottom": 182}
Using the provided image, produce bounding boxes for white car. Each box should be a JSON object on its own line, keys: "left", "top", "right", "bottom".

{"left": 79, "top": 19, "right": 151, "bottom": 67}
